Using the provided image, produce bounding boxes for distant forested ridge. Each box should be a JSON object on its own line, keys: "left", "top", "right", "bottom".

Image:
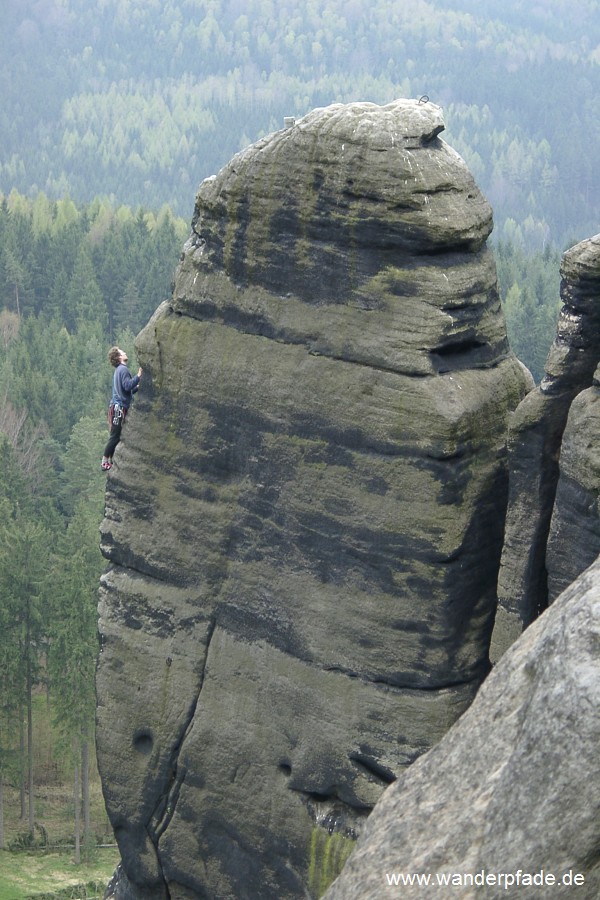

{"left": 0, "top": 0, "right": 598, "bottom": 248}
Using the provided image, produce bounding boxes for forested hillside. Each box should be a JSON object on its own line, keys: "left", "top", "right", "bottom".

{"left": 1, "top": 0, "right": 598, "bottom": 248}
{"left": 0, "top": 191, "right": 186, "bottom": 852}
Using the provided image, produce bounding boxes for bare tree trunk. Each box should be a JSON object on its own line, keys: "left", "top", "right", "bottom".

{"left": 0, "top": 774, "right": 5, "bottom": 849}
{"left": 27, "top": 646, "right": 34, "bottom": 839}
{"left": 82, "top": 739, "right": 90, "bottom": 844}
{"left": 74, "top": 759, "right": 81, "bottom": 865}
{"left": 19, "top": 706, "right": 26, "bottom": 820}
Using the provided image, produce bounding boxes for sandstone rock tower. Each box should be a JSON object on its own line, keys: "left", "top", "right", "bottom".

{"left": 492, "top": 234, "right": 600, "bottom": 659}
{"left": 97, "top": 99, "right": 530, "bottom": 899}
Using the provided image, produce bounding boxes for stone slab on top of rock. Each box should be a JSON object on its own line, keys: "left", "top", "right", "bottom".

{"left": 97, "top": 98, "right": 531, "bottom": 899}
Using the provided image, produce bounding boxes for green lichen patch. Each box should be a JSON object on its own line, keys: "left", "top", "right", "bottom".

{"left": 308, "top": 828, "right": 356, "bottom": 898}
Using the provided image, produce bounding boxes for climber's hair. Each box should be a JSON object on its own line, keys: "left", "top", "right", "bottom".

{"left": 108, "top": 346, "right": 122, "bottom": 368}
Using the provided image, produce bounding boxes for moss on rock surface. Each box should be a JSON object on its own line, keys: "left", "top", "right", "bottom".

{"left": 98, "top": 99, "right": 530, "bottom": 899}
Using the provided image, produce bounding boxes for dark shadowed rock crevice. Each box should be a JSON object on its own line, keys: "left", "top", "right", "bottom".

{"left": 97, "top": 99, "right": 531, "bottom": 899}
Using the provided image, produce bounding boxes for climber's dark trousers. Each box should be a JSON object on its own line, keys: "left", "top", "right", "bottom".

{"left": 104, "top": 405, "right": 127, "bottom": 459}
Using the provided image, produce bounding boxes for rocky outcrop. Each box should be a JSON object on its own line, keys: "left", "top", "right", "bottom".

{"left": 324, "top": 557, "right": 600, "bottom": 899}
{"left": 97, "top": 99, "right": 530, "bottom": 899}
{"left": 546, "top": 362, "right": 600, "bottom": 601}
{"left": 491, "top": 234, "right": 600, "bottom": 661}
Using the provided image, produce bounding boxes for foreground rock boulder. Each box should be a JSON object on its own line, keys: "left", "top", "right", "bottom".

{"left": 325, "top": 556, "right": 600, "bottom": 899}
{"left": 97, "top": 99, "right": 530, "bottom": 899}
{"left": 492, "top": 234, "right": 600, "bottom": 660}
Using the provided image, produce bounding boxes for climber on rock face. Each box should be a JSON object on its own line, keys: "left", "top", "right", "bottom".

{"left": 101, "top": 346, "right": 142, "bottom": 471}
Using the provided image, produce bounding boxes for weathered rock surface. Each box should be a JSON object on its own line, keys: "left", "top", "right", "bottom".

{"left": 324, "top": 557, "right": 600, "bottom": 899}
{"left": 491, "top": 234, "right": 600, "bottom": 662}
{"left": 547, "top": 362, "right": 600, "bottom": 601}
{"left": 97, "top": 99, "right": 530, "bottom": 899}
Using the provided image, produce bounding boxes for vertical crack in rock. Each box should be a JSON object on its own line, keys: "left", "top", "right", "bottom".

{"left": 148, "top": 616, "right": 217, "bottom": 847}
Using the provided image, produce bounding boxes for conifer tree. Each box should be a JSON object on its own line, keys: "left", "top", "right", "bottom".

{"left": 47, "top": 499, "right": 104, "bottom": 860}
{"left": 66, "top": 243, "right": 108, "bottom": 333}
{"left": 117, "top": 278, "right": 143, "bottom": 335}
{"left": 0, "top": 511, "right": 49, "bottom": 839}
{"left": 0, "top": 493, "right": 22, "bottom": 849}
{"left": 3, "top": 248, "right": 27, "bottom": 318}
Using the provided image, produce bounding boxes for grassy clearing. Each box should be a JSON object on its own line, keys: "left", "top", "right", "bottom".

{"left": 0, "top": 848, "right": 119, "bottom": 899}
{"left": 1, "top": 694, "right": 118, "bottom": 899}
{"left": 1, "top": 780, "right": 117, "bottom": 900}
{"left": 2, "top": 780, "right": 113, "bottom": 850}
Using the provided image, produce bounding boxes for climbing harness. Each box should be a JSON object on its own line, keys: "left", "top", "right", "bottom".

{"left": 109, "top": 402, "right": 126, "bottom": 427}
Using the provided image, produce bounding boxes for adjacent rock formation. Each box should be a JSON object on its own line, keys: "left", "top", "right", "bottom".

{"left": 546, "top": 361, "right": 600, "bottom": 600}
{"left": 97, "top": 99, "right": 530, "bottom": 899}
{"left": 324, "top": 557, "right": 600, "bottom": 899}
{"left": 491, "top": 234, "right": 600, "bottom": 661}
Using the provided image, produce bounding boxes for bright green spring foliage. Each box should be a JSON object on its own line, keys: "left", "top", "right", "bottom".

{"left": 308, "top": 828, "right": 356, "bottom": 898}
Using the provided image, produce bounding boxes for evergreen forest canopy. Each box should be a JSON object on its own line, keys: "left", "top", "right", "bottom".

{"left": 0, "top": 191, "right": 187, "bottom": 851}
{"left": 1, "top": 0, "right": 599, "bottom": 250}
